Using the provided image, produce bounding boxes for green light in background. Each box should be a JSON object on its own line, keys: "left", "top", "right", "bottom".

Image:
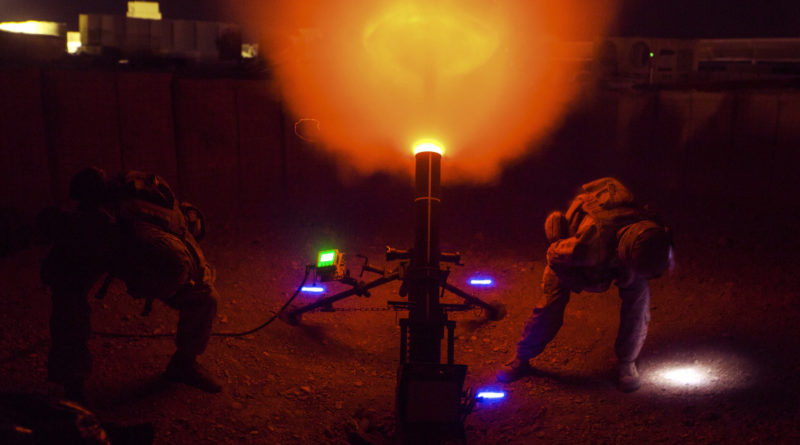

{"left": 317, "top": 250, "right": 337, "bottom": 268}
{"left": 649, "top": 52, "right": 654, "bottom": 58}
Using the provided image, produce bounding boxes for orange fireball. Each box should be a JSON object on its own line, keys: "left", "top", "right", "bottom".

{"left": 235, "top": 0, "right": 618, "bottom": 182}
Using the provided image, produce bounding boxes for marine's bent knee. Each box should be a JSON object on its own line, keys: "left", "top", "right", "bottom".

{"left": 169, "top": 283, "right": 218, "bottom": 313}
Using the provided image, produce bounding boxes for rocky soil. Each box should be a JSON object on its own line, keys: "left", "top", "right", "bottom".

{"left": 1, "top": 180, "right": 799, "bottom": 444}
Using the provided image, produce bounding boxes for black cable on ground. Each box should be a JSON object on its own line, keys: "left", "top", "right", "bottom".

{"left": 212, "top": 267, "right": 310, "bottom": 337}
{"left": 92, "top": 267, "right": 311, "bottom": 339}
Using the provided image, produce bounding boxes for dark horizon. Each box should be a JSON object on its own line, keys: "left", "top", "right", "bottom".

{"left": 2, "top": 0, "right": 800, "bottom": 39}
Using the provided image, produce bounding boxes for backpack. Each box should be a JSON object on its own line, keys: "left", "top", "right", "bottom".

{"left": 565, "top": 177, "right": 643, "bottom": 233}
{"left": 112, "top": 171, "right": 188, "bottom": 237}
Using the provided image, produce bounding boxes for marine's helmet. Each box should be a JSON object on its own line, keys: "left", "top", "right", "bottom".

{"left": 68, "top": 167, "right": 109, "bottom": 208}
{"left": 617, "top": 220, "right": 673, "bottom": 279}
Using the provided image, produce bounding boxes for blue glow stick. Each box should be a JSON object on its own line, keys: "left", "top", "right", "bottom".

{"left": 301, "top": 286, "right": 325, "bottom": 293}
{"left": 476, "top": 391, "right": 505, "bottom": 399}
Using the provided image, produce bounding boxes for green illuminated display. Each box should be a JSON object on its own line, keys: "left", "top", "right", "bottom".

{"left": 317, "top": 250, "right": 337, "bottom": 268}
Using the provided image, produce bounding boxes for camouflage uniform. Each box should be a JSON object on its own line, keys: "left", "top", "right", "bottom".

{"left": 515, "top": 178, "right": 654, "bottom": 364}
{"left": 42, "top": 170, "right": 217, "bottom": 393}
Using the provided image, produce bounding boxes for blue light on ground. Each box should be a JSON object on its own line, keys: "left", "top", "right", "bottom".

{"left": 476, "top": 391, "right": 505, "bottom": 400}
{"left": 469, "top": 277, "right": 494, "bottom": 286}
{"left": 301, "top": 286, "right": 325, "bottom": 293}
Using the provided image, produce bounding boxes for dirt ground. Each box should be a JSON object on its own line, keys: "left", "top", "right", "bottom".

{"left": 1, "top": 177, "right": 800, "bottom": 444}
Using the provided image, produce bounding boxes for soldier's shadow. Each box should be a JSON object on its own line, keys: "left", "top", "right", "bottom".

{"left": 521, "top": 366, "right": 616, "bottom": 390}
{"left": 93, "top": 374, "right": 176, "bottom": 410}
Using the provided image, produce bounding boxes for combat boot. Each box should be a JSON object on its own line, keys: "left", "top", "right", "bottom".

{"left": 164, "top": 354, "right": 222, "bottom": 393}
{"left": 617, "top": 361, "right": 641, "bottom": 392}
{"left": 497, "top": 356, "right": 533, "bottom": 383}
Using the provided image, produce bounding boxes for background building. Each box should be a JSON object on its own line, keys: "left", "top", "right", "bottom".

{"left": 597, "top": 37, "right": 800, "bottom": 86}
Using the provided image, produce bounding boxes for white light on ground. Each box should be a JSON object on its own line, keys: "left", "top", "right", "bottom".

{"left": 642, "top": 347, "right": 758, "bottom": 394}
{"left": 660, "top": 367, "right": 708, "bottom": 385}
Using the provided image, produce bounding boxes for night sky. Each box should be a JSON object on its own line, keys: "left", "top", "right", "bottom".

{"left": 1, "top": 0, "right": 800, "bottom": 39}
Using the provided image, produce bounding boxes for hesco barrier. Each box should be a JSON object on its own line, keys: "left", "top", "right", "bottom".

{"left": 0, "top": 67, "right": 51, "bottom": 213}
{"left": 0, "top": 66, "right": 293, "bottom": 223}
{"left": 0, "top": 66, "right": 799, "bottom": 221}
{"left": 116, "top": 72, "right": 178, "bottom": 190}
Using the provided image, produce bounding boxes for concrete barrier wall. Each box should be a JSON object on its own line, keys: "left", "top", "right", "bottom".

{"left": 2, "top": 66, "right": 800, "bottom": 222}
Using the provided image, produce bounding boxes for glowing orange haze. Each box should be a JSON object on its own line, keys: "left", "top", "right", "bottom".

{"left": 237, "top": 0, "right": 617, "bottom": 183}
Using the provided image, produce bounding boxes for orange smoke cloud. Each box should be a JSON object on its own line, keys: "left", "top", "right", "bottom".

{"left": 237, "top": 0, "right": 618, "bottom": 183}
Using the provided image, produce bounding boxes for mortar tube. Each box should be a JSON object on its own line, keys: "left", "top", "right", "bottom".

{"left": 408, "top": 149, "right": 444, "bottom": 363}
